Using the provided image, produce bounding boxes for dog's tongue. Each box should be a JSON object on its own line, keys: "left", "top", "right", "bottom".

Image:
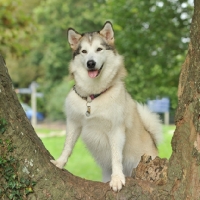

{"left": 88, "top": 70, "right": 99, "bottom": 78}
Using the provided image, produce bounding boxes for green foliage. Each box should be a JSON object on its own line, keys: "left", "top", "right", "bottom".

{"left": 0, "top": 0, "right": 34, "bottom": 56}
{"left": 0, "top": 0, "right": 41, "bottom": 88}
{"left": 107, "top": 0, "right": 192, "bottom": 108}
{"left": 0, "top": 119, "right": 36, "bottom": 199}
{"left": 0, "top": 118, "right": 7, "bottom": 134}
{"left": 1, "top": 0, "right": 193, "bottom": 119}
{"left": 0, "top": 155, "right": 35, "bottom": 199}
{"left": 45, "top": 78, "right": 74, "bottom": 120}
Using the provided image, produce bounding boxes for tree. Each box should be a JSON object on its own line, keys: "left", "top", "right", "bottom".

{"left": 0, "top": 0, "right": 200, "bottom": 199}
{"left": 0, "top": 0, "right": 42, "bottom": 88}
{"left": 0, "top": 0, "right": 32, "bottom": 56}
{"left": 2, "top": 0, "right": 191, "bottom": 120}
{"left": 107, "top": 0, "right": 192, "bottom": 108}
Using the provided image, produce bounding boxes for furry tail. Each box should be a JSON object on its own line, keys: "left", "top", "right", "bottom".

{"left": 136, "top": 103, "right": 163, "bottom": 146}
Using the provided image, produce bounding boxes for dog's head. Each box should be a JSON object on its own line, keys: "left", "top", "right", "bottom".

{"left": 68, "top": 21, "right": 116, "bottom": 79}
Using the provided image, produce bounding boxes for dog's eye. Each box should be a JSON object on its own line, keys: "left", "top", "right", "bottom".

{"left": 82, "top": 50, "right": 87, "bottom": 54}
{"left": 97, "top": 48, "right": 103, "bottom": 52}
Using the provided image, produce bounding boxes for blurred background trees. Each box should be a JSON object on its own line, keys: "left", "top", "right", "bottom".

{"left": 0, "top": 0, "right": 193, "bottom": 121}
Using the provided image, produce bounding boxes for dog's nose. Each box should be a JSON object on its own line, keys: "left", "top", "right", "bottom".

{"left": 87, "top": 60, "right": 96, "bottom": 69}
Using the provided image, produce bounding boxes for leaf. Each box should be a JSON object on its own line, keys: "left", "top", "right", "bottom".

{"left": 0, "top": 118, "right": 7, "bottom": 134}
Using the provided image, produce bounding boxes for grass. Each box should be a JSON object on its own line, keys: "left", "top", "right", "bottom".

{"left": 40, "top": 135, "right": 102, "bottom": 181}
{"left": 158, "top": 125, "right": 175, "bottom": 159}
{"left": 37, "top": 125, "right": 175, "bottom": 182}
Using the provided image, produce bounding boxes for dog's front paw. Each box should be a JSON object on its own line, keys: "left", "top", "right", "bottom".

{"left": 109, "top": 173, "right": 125, "bottom": 192}
{"left": 50, "top": 159, "right": 66, "bottom": 169}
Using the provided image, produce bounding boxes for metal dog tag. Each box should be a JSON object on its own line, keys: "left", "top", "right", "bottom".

{"left": 86, "top": 106, "right": 91, "bottom": 117}
{"left": 86, "top": 96, "right": 92, "bottom": 117}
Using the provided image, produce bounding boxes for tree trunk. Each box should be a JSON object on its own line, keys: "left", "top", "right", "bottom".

{"left": 1, "top": 0, "right": 200, "bottom": 199}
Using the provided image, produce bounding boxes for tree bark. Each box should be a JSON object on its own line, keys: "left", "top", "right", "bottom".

{"left": 1, "top": 0, "right": 200, "bottom": 199}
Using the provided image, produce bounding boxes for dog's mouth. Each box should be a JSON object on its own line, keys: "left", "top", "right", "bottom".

{"left": 88, "top": 65, "right": 103, "bottom": 78}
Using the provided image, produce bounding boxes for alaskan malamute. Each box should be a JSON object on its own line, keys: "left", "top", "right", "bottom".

{"left": 51, "top": 21, "right": 162, "bottom": 192}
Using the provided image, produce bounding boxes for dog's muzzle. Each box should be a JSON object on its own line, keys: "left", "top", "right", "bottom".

{"left": 87, "top": 60, "right": 104, "bottom": 78}
{"left": 87, "top": 60, "right": 96, "bottom": 69}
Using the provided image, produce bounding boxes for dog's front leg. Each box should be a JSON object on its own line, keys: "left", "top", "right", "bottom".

{"left": 108, "top": 126, "right": 125, "bottom": 192}
{"left": 50, "top": 120, "right": 81, "bottom": 169}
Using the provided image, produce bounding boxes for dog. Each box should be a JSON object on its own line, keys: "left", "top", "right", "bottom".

{"left": 51, "top": 21, "right": 162, "bottom": 192}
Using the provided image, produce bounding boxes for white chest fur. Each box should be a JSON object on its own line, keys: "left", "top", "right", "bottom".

{"left": 65, "top": 87, "right": 124, "bottom": 168}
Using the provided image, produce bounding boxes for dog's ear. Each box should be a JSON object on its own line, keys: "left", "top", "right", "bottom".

{"left": 68, "top": 28, "right": 82, "bottom": 50}
{"left": 100, "top": 21, "right": 114, "bottom": 44}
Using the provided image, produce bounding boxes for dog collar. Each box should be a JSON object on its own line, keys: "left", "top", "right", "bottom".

{"left": 73, "top": 85, "right": 107, "bottom": 100}
{"left": 73, "top": 85, "right": 107, "bottom": 117}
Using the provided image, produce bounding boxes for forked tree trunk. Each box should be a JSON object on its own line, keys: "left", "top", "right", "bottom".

{"left": 0, "top": 1, "right": 200, "bottom": 199}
